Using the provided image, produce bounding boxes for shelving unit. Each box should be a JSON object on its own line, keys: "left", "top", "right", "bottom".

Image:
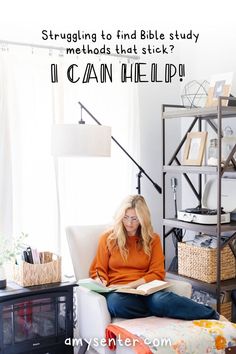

{"left": 162, "top": 96, "right": 236, "bottom": 316}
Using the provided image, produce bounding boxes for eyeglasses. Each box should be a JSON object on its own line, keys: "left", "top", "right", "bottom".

{"left": 123, "top": 215, "right": 139, "bottom": 224}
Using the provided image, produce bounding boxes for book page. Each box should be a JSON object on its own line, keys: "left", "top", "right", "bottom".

{"left": 137, "top": 280, "right": 168, "bottom": 292}
{"left": 115, "top": 280, "right": 170, "bottom": 296}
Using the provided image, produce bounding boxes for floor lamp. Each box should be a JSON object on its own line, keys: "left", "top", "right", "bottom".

{"left": 51, "top": 102, "right": 161, "bottom": 195}
{"left": 51, "top": 118, "right": 112, "bottom": 257}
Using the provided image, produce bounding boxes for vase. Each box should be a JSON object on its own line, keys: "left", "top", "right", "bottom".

{"left": 0, "top": 265, "right": 7, "bottom": 289}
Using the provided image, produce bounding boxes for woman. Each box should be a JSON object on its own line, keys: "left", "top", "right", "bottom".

{"left": 90, "top": 195, "right": 219, "bottom": 320}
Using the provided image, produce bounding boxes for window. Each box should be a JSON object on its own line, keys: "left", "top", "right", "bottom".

{"left": 0, "top": 45, "right": 140, "bottom": 274}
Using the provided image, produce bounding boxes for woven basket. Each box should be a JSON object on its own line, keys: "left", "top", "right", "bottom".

{"left": 178, "top": 243, "right": 236, "bottom": 283}
{"left": 14, "top": 252, "right": 61, "bottom": 287}
{"left": 221, "top": 302, "right": 232, "bottom": 321}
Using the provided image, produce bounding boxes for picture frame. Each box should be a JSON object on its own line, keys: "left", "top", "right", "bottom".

{"left": 183, "top": 132, "right": 208, "bottom": 166}
{"left": 205, "top": 72, "right": 233, "bottom": 107}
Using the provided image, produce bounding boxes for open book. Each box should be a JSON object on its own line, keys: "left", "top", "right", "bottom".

{"left": 78, "top": 278, "right": 170, "bottom": 296}
{"left": 78, "top": 278, "right": 114, "bottom": 293}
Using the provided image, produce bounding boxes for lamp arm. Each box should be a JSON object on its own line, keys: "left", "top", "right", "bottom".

{"left": 78, "top": 101, "right": 162, "bottom": 194}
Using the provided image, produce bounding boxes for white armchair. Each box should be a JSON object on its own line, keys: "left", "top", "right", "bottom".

{"left": 66, "top": 225, "right": 192, "bottom": 354}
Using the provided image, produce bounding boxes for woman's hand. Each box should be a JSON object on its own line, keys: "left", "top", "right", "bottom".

{"left": 94, "top": 276, "right": 107, "bottom": 286}
{"left": 124, "top": 278, "right": 146, "bottom": 289}
{"left": 108, "top": 284, "right": 131, "bottom": 289}
{"left": 108, "top": 278, "right": 145, "bottom": 289}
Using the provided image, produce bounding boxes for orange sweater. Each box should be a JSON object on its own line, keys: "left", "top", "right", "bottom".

{"left": 89, "top": 231, "right": 165, "bottom": 286}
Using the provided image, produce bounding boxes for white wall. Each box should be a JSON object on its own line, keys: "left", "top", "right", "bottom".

{"left": 178, "top": 15, "right": 236, "bottom": 245}
{"left": 138, "top": 75, "right": 181, "bottom": 222}
{"left": 137, "top": 3, "right": 236, "bottom": 265}
{"left": 137, "top": 51, "right": 182, "bottom": 267}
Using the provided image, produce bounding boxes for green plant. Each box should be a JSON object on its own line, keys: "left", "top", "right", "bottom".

{"left": 0, "top": 232, "right": 28, "bottom": 266}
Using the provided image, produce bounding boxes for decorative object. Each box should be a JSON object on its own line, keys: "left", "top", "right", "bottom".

{"left": 52, "top": 102, "right": 162, "bottom": 194}
{"left": 181, "top": 80, "right": 209, "bottom": 108}
{"left": 205, "top": 72, "right": 233, "bottom": 107}
{"left": 182, "top": 131, "right": 208, "bottom": 165}
{"left": 14, "top": 251, "right": 61, "bottom": 287}
{"left": 207, "top": 138, "right": 218, "bottom": 166}
{"left": 0, "top": 233, "right": 27, "bottom": 289}
{"left": 0, "top": 265, "right": 6, "bottom": 289}
{"left": 0, "top": 237, "right": 14, "bottom": 271}
{"left": 178, "top": 242, "right": 235, "bottom": 283}
{"left": 222, "top": 125, "right": 236, "bottom": 164}
{"left": 207, "top": 126, "right": 236, "bottom": 166}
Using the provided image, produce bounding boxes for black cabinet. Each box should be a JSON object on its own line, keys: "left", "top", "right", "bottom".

{"left": 0, "top": 281, "right": 76, "bottom": 354}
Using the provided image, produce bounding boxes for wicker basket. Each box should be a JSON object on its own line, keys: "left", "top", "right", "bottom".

{"left": 178, "top": 243, "right": 236, "bottom": 283}
{"left": 221, "top": 302, "right": 232, "bottom": 321}
{"left": 14, "top": 252, "right": 61, "bottom": 287}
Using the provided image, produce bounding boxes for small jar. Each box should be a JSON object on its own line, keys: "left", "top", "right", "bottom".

{"left": 208, "top": 139, "right": 218, "bottom": 166}
{"left": 222, "top": 126, "right": 236, "bottom": 164}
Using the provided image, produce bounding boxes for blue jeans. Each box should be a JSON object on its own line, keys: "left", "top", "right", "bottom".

{"left": 105, "top": 291, "right": 219, "bottom": 320}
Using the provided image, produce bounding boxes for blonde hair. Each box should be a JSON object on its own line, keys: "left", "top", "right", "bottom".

{"left": 107, "top": 195, "right": 154, "bottom": 260}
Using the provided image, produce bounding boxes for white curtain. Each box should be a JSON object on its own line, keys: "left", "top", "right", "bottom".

{"left": 0, "top": 45, "right": 140, "bottom": 273}
{"left": 0, "top": 46, "right": 58, "bottom": 252}
{"left": 0, "top": 51, "right": 13, "bottom": 238}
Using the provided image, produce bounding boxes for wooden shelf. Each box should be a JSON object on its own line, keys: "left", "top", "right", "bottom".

{"left": 167, "top": 271, "right": 236, "bottom": 292}
{"left": 163, "top": 165, "right": 236, "bottom": 175}
{"left": 163, "top": 218, "right": 236, "bottom": 234}
{"left": 163, "top": 165, "right": 218, "bottom": 174}
{"left": 163, "top": 106, "right": 236, "bottom": 119}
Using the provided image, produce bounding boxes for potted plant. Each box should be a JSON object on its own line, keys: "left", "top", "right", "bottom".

{"left": 0, "top": 233, "right": 27, "bottom": 289}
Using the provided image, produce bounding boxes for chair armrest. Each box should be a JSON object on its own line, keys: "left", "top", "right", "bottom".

{"left": 165, "top": 278, "right": 192, "bottom": 298}
{"left": 77, "top": 287, "right": 112, "bottom": 340}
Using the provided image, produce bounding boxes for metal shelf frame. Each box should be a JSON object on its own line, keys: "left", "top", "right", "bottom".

{"left": 162, "top": 96, "right": 236, "bottom": 314}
